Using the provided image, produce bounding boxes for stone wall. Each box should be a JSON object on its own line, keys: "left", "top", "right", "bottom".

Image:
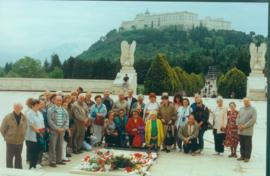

{"left": 0, "top": 78, "right": 114, "bottom": 93}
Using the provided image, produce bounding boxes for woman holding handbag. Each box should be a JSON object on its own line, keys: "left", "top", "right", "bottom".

{"left": 126, "top": 110, "right": 145, "bottom": 148}
{"left": 25, "top": 99, "right": 45, "bottom": 169}
{"left": 90, "top": 95, "right": 107, "bottom": 145}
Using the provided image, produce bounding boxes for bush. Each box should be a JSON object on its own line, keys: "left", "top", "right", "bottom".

{"left": 217, "top": 67, "right": 247, "bottom": 98}
{"left": 48, "top": 67, "right": 64, "bottom": 78}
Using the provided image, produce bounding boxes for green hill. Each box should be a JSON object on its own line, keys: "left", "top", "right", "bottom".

{"left": 76, "top": 26, "right": 266, "bottom": 78}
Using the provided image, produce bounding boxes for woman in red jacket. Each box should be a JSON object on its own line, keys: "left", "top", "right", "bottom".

{"left": 126, "top": 110, "right": 145, "bottom": 147}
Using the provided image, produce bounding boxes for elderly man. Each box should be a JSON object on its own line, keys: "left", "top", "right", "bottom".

{"left": 237, "top": 97, "right": 257, "bottom": 163}
{"left": 1, "top": 103, "right": 27, "bottom": 169}
{"left": 47, "top": 95, "right": 69, "bottom": 167}
{"left": 85, "top": 91, "right": 95, "bottom": 109}
{"left": 191, "top": 97, "right": 209, "bottom": 153}
{"left": 159, "top": 92, "right": 177, "bottom": 153}
{"left": 113, "top": 91, "right": 128, "bottom": 116}
{"left": 72, "top": 94, "right": 89, "bottom": 154}
{"left": 125, "top": 89, "right": 137, "bottom": 117}
{"left": 131, "top": 94, "right": 145, "bottom": 117}
{"left": 179, "top": 114, "right": 199, "bottom": 155}
{"left": 102, "top": 89, "right": 114, "bottom": 117}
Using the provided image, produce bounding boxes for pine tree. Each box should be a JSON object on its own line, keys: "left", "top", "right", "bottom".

{"left": 50, "top": 54, "right": 61, "bottom": 71}
{"left": 43, "top": 59, "right": 50, "bottom": 72}
{"left": 144, "top": 54, "right": 175, "bottom": 95}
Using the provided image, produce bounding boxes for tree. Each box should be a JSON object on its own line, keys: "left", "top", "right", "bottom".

{"left": 0, "top": 66, "right": 5, "bottom": 77}
{"left": 217, "top": 67, "right": 247, "bottom": 98}
{"left": 63, "top": 56, "right": 76, "bottom": 78}
{"left": 144, "top": 54, "right": 175, "bottom": 95}
{"left": 4, "top": 62, "right": 13, "bottom": 74}
{"left": 43, "top": 59, "right": 50, "bottom": 72}
{"left": 50, "top": 54, "right": 61, "bottom": 71}
{"left": 48, "top": 66, "right": 64, "bottom": 78}
{"left": 134, "top": 58, "right": 153, "bottom": 84}
{"left": 8, "top": 56, "right": 46, "bottom": 78}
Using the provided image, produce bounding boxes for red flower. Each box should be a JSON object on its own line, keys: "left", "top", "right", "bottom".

{"left": 84, "top": 155, "right": 90, "bottom": 162}
{"left": 134, "top": 153, "right": 143, "bottom": 158}
{"left": 125, "top": 166, "right": 133, "bottom": 173}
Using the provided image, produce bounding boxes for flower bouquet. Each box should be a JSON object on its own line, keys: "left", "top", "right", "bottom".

{"left": 79, "top": 150, "right": 157, "bottom": 176}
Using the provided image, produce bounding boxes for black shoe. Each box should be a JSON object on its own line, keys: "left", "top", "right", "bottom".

{"left": 237, "top": 157, "right": 245, "bottom": 161}
{"left": 49, "top": 163, "right": 57, "bottom": 167}
{"left": 56, "top": 162, "right": 66, "bottom": 165}
{"left": 161, "top": 148, "right": 166, "bottom": 152}
{"left": 166, "top": 149, "right": 170, "bottom": 153}
{"left": 73, "top": 151, "right": 79, "bottom": 154}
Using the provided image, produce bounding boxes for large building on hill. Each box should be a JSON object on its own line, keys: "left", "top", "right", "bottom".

{"left": 120, "top": 10, "right": 231, "bottom": 31}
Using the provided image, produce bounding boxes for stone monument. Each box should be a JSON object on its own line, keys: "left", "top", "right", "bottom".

{"left": 246, "top": 42, "right": 267, "bottom": 100}
{"left": 112, "top": 40, "right": 137, "bottom": 94}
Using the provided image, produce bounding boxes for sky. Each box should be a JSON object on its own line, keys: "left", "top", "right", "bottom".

{"left": 0, "top": 1, "right": 268, "bottom": 65}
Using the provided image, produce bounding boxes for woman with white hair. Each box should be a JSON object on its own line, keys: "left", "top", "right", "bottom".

{"left": 145, "top": 111, "right": 164, "bottom": 152}
{"left": 212, "top": 96, "right": 227, "bottom": 155}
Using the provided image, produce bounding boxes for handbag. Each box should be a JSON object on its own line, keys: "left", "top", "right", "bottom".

{"left": 92, "top": 104, "right": 104, "bottom": 126}
{"left": 94, "top": 116, "right": 104, "bottom": 126}
{"left": 132, "top": 134, "right": 142, "bottom": 147}
{"left": 36, "top": 132, "right": 46, "bottom": 152}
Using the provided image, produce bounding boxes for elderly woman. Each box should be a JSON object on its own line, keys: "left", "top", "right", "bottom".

{"left": 104, "top": 111, "right": 119, "bottom": 147}
{"left": 173, "top": 93, "right": 183, "bottom": 111}
{"left": 25, "top": 99, "right": 45, "bottom": 169}
{"left": 143, "top": 92, "right": 160, "bottom": 122}
{"left": 131, "top": 94, "right": 145, "bottom": 118}
{"left": 145, "top": 111, "right": 164, "bottom": 152}
{"left": 176, "top": 98, "right": 191, "bottom": 152}
{"left": 224, "top": 102, "right": 239, "bottom": 158}
{"left": 126, "top": 110, "right": 145, "bottom": 147}
{"left": 90, "top": 95, "right": 107, "bottom": 145}
{"left": 212, "top": 96, "right": 227, "bottom": 155}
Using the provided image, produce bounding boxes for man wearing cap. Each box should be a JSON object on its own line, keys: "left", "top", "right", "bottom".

{"left": 158, "top": 92, "right": 177, "bottom": 153}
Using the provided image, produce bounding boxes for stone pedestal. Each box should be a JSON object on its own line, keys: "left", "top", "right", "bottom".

{"left": 112, "top": 66, "right": 137, "bottom": 95}
{"left": 247, "top": 71, "right": 267, "bottom": 101}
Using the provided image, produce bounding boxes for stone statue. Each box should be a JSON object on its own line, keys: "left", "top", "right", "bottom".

{"left": 120, "top": 40, "right": 136, "bottom": 67}
{"left": 249, "top": 42, "right": 267, "bottom": 73}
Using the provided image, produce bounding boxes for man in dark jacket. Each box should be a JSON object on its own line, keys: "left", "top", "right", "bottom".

{"left": 191, "top": 97, "right": 209, "bottom": 153}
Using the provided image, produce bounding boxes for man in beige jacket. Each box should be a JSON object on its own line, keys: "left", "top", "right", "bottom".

{"left": 1, "top": 103, "right": 27, "bottom": 169}
{"left": 158, "top": 92, "right": 177, "bottom": 153}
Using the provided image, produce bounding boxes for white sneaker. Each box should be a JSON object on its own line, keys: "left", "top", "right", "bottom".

{"left": 36, "top": 164, "right": 42, "bottom": 169}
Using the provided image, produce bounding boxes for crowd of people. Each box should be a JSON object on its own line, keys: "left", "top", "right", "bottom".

{"left": 0, "top": 86, "right": 257, "bottom": 170}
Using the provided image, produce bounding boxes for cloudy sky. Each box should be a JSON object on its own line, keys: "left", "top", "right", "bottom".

{"left": 0, "top": 1, "right": 267, "bottom": 65}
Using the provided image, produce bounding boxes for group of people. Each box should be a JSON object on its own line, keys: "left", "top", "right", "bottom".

{"left": 0, "top": 86, "right": 257, "bottom": 170}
